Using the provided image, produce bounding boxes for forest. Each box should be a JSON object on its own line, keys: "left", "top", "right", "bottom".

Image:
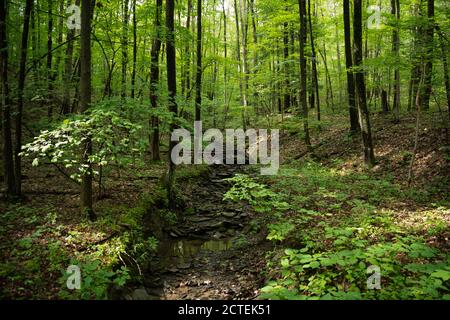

{"left": 0, "top": 0, "right": 449, "bottom": 301}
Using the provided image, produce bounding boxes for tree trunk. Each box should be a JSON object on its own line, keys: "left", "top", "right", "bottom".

{"left": 222, "top": 1, "right": 229, "bottom": 128}
{"left": 195, "top": 0, "right": 202, "bottom": 121}
{"left": 283, "top": 20, "right": 291, "bottom": 113}
{"left": 381, "top": 89, "right": 390, "bottom": 114}
{"left": 233, "top": 0, "right": 243, "bottom": 110}
{"left": 46, "top": 0, "right": 53, "bottom": 118}
{"left": 150, "top": 0, "right": 162, "bottom": 161}
{"left": 1, "top": 0, "right": 15, "bottom": 197}
{"left": 53, "top": 0, "right": 64, "bottom": 86}
{"left": 391, "top": 0, "right": 400, "bottom": 122}
{"left": 354, "top": 0, "right": 375, "bottom": 167}
{"left": 420, "top": 0, "right": 434, "bottom": 110}
{"left": 249, "top": 0, "right": 258, "bottom": 109}
{"left": 121, "top": 0, "right": 129, "bottom": 99}
{"left": 308, "top": 0, "right": 320, "bottom": 121}
{"left": 334, "top": 6, "right": 343, "bottom": 106}
{"left": 80, "top": 0, "right": 95, "bottom": 220}
{"left": 239, "top": 0, "right": 249, "bottom": 127}
{"left": 131, "top": 0, "right": 137, "bottom": 98}
{"left": 165, "top": 0, "right": 178, "bottom": 208}
{"left": 298, "top": 0, "right": 312, "bottom": 151}
{"left": 435, "top": 25, "right": 450, "bottom": 122}
{"left": 14, "top": 0, "right": 34, "bottom": 196}
{"left": 62, "top": 0, "right": 79, "bottom": 115}
{"left": 343, "top": 0, "right": 359, "bottom": 134}
{"left": 182, "top": 0, "right": 192, "bottom": 99}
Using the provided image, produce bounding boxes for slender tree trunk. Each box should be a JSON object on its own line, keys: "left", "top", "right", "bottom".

{"left": 308, "top": 0, "right": 320, "bottom": 121}
{"left": 283, "top": 20, "right": 291, "bottom": 112}
{"left": 150, "top": 0, "right": 162, "bottom": 161}
{"left": 80, "top": 0, "right": 95, "bottom": 220}
{"left": 131, "top": 0, "right": 137, "bottom": 98}
{"left": 30, "top": 2, "right": 37, "bottom": 73}
{"left": 392, "top": 0, "right": 401, "bottom": 122}
{"left": 250, "top": 0, "right": 258, "bottom": 109}
{"left": 62, "top": 0, "right": 79, "bottom": 114}
{"left": 239, "top": 0, "right": 249, "bottom": 127}
{"left": 222, "top": 0, "right": 229, "bottom": 128}
{"left": 435, "top": 25, "right": 450, "bottom": 122}
{"left": 354, "top": 0, "right": 375, "bottom": 167}
{"left": 121, "top": 0, "right": 129, "bottom": 99}
{"left": 1, "top": 0, "right": 15, "bottom": 197}
{"left": 233, "top": 0, "right": 243, "bottom": 110}
{"left": 343, "top": 0, "right": 359, "bottom": 134}
{"left": 14, "top": 0, "right": 34, "bottom": 196}
{"left": 420, "top": 0, "right": 434, "bottom": 110}
{"left": 183, "top": 0, "right": 192, "bottom": 98}
{"left": 298, "top": 0, "right": 312, "bottom": 151}
{"left": 408, "top": 3, "right": 420, "bottom": 112}
{"left": 334, "top": 6, "right": 343, "bottom": 106}
{"left": 165, "top": 0, "right": 178, "bottom": 207}
{"left": 195, "top": 0, "right": 202, "bottom": 121}
{"left": 54, "top": 0, "right": 64, "bottom": 91}
{"left": 46, "top": 0, "right": 53, "bottom": 118}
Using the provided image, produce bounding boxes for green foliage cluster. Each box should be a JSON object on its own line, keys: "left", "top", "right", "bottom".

{"left": 59, "top": 260, "right": 131, "bottom": 300}
{"left": 21, "top": 98, "right": 158, "bottom": 182}
{"left": 224, "top": 161, "right": 449, "bottom": 300}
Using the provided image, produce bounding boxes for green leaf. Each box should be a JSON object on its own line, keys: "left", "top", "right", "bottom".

{"left": 430, "top": 270, "right": 450, "bottom": 281}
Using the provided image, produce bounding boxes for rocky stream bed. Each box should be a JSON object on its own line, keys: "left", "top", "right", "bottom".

{"left": 125, "top": 165, "right": 270, "bottom": 300}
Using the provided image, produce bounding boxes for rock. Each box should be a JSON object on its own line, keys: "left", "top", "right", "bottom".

{"left": 188, "top": 216, "right": 212, "bottom": 223}
{"left": 212, "top": 231, "right": 224, "bottom": 239}
{"left": 131, "top": 288, "right": 159, "bottom": 300}
{"left": 143, "top": 276, "right": 163, "bottom": 288}
{"left": 146, "top": 287, "right": 164, "bottom": 297}
{"left": 208, "top": 220, "right": 225, "bottom": 229}
{"left": 178, "top": 262, "right": 191, "bottom": 269}
{"left": 222, "top": 212, "right": 238, "bottom": 218}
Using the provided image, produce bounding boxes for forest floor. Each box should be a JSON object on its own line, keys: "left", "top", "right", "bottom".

{"left": 1, "top": 112, "right": 449, "bottom": 299}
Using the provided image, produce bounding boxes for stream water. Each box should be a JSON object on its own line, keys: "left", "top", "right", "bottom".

{"left": 158, "top": 238, "right": 234, "bottom": 268}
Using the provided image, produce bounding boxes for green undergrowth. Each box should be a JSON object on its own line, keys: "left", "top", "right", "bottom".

{"left": 224, "top": 160, "right": 450, "bottom": 300}
{"left": 0, "top": 190, "right": 167, "bottom": 299}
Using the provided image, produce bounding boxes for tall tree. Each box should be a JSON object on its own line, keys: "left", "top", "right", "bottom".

{"left": 1, "top": 0, "right": 15, "bottom": 197}
{"left": 222, "top": 0, "right": 230, "bottom": 127}
{"left": 195, "top": 0, "right": 202, "bottom": 121}
{"left": 420, "top": 0, "right": 434, "bottom": 110}
{"left": 121, "top": 0, "right": 130, "bottom": 98}
{"left": 354, "top": 0, "right": 375, "bottom": 167}
{"left": 283, "top": 19, "right": 291, "bottom": 113}
{"left": 14, "top": 0, "right": 34, "bottom": 196}
{"left": 62, "top": 0, "right": 80, "bottom": 115}
{"left": 308, "top": 0, "right": 320, "bottom": 121}
{"left": 435, "top": 25, "right": 450, "bottom": 122}
{"left": 249, "top": 0, "right": 258, "bottom": 109}
{"left": 46, "top": 0, "right": 54, "bottom": 118}
{"left": 239, "top": 0, "right": 249, "bottom": 126}
{"left": 233, "top": 0, "right": 243, "bottom": 112}
{"left": 391, "top": 0, "right": 401, "bottom": 122}
{"left": 182, "top": 0, "right": 192, "bottom": 98}
{"left": 80, "top": 0, "right": 95, "bottom": 220}
{"left": 165, "top": 0, "right": 178, "bottom": 206}
{"left": 298, "top": 0, "right": 312, "bottom": 151}
{"left": 131, "top": 0, "right": 137, "bottom": 98}
{"left": 150, "top": 0, "right": 163, "bottom": 161}
{"left": 343, "top": 0, "right": 359, "bottom": 134}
